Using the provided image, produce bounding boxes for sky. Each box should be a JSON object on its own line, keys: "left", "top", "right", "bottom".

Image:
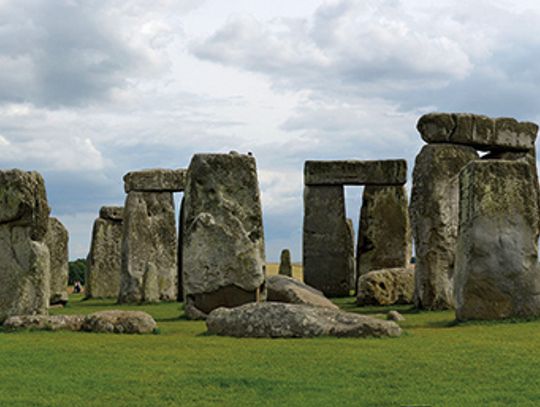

{"left": 1, "top": 0, "right": 540, "bottom": 261}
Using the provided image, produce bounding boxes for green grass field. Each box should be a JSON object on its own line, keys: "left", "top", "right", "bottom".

{"left": 1, "top": 294, "right": 540, "bottom": 406}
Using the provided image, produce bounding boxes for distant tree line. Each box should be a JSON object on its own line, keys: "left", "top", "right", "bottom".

{"left": 68, "top": 258, "right": 87, "bottom": 285}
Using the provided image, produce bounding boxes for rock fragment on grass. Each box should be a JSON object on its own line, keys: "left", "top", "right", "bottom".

{"left": 266, "top": 275, "right": 338, "bottom": 309}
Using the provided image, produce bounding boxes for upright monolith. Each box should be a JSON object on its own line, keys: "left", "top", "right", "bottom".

{"left": 278, "top": 249, "right": 292, "bottom": 277}
{"left": 45, "top": 217, "right": 69, "bottom": 305}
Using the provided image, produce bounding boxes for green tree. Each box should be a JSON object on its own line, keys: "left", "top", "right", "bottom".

{"left": 68, "top": 258, "right": 87, "bottom": 286}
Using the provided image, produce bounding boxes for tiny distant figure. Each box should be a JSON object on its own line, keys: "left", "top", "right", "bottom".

{"left": 74, "top": 281, "right": 82, "bottom": 293}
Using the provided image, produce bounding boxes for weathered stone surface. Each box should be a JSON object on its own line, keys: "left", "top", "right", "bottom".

{"left": 206, "top": 302, "right": 401, "bottom": 338}
{"left": 82, "top": 310, "right": 157, "bottom": 334}
{"left": 85, "top": 208, "right": 123, "bottom": 299}
{"left": 417, "top": 112, "right": 538, "bottom": 151}
{"left": 266, "top": 275, "right": 339, "bottom": 309}
{"left": 303, "top": 185, "right": 354, "bottom": 297}
{"left": 410, "top": 144, "right": 478, "bottom": 310}
{"left": 387, "top": 310, "right": 405, "bottom": 322}
{"left": 0, "top": 170, "right": 51, "bottom": 323}
{"left": 346, "top": 218, "right": 356, "bottom": 290}
{"left": 356, "top": 267, "right": 415, "bottom": 306}
{"left": 305, "top": 160, "right": 407, "bottom": 186}
{"left": 357, "top": 185, "right": 411, "bottom": 277}
{"left": 182, "top": 153, "right": 266, "bottom": 319}
{"left": 123, "top": 168, "right": 186, "bottom": 193}
{"left": 119, "top": 191, "right": 177, "bottom": 303}
{"left": 177, "top": 197, "right": 185, "bottom": 302}
{"left": 278, "top": 249, "right": 292, "bottom": 277}
{"left": 4, "top": 314, "right": 84, "bottom": 331}
{"left": 454, "top": 160, "right": 540, "bottom": 320}
{"left": 44, "top": 217, "right": 69, "bottom": 305}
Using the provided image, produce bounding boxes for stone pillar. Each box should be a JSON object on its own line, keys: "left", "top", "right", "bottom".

{"left": 85, "top": 206, "right": 123, "bottom": 299}
{"left": 182, "top": 152, "right": 266, "bottom": 319}
{"left": 303, "top": 185, "right": 352, "bottom": 297}
{"left": 177, "top": 196, "right": 185, "bottom": 302}
{"left": 357, "top": 185, "right": 411, "bottom": 277}
{"left": 278, "top": 249, "right": 292, "bottom": 277}
{"left": 0, "top": 170, "right": 50, "bottom": 322}
{"left": 45, "top": 217, "right": 69, "bottom": 305}
{"left": 455, "top": 160, "right": 540, "bottom": 320}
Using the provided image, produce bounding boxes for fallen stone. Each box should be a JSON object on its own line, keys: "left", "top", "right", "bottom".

{"left": 123, "top": 168, "right": 186, "bottom": 193}
{"left": 417, "top": 112, "right": 538, "bottom": 151}
{"left": 266, "top": 275, "right": 338, "bottom": 309}
{"left": 410, "top": 144, "right": 478, "bottom": 310}
{"left": 455, "top": 160, "right": 540, "bottom": 320}
{"left": 304, "top": 160, "right": 407, "bottom": 186}
{"left": 356, "top": 268, "right": 415, "bottom": 306}
{"left": 278, "top": 249, "right": 292, "bottom": 277}
{"left": 387, "top": 310, "right": 405, "bottom": 322}
{"left": 3, "top": 314, "right": 84, "bottom": 331}
{"left": 82, "top": 310, "right": 157, "bottom": 334}
{"left": 44, "top": 217, "right": 69, "bottom": 305}
{"left": 206, "top": 302, "right": 401, "bottom": 338}
{"left": 182, "top": 152, "right": 266, "bottom": 319}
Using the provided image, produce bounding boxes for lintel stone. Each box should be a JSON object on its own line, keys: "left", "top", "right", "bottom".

{"left": 123, "top": 168, "right": 186, "bottom": 193}
{"left": 304, "top": 160, "right": 407, "bottom": 186}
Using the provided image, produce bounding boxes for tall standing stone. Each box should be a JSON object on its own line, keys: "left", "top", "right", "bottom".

{"left": 182, "top": 152, "right": 266, "bottom": 319}
{"left": 455, "top": 160, "right": 540, "bottom": 320}
{"left": 85, "top": 206, "right": 123, "bottom": 299}
{"left": 0, "top": 170, "right": 50, "bottom": 322}
{"left": 410, "top": 144, "right": 478, "bottom": 310}
{"left": 278, "top": 249, "right": 292, "bottom": 277}
{"left": 45, "top": 217, "right": 69, "bottom": 305}
{"left": 357, "top": 185, "right": 411, "bottom": 277}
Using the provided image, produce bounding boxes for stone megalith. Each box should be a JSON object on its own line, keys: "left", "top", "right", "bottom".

{"left": 278, "top": 249, "right": 292, "bottom": 277}
{"left": 357, "top": 185, "right": 411, "bottom": 277}
{"left": 0, "top": 170, "right": 51, "bottom": 322}
{"left": 85, "top": 206, "right": 123, "bottom": 299}
{"left": 454, "top": 160, "right": 540, "bottom": 320}
{"left": 182, "top": 152, "right": 266, "bottom": 320}
{"left": 45, "top": 217, "right": 69, "bottom": 305}
{"left": 410, "top": 143, "right": 478, "bottom": 310}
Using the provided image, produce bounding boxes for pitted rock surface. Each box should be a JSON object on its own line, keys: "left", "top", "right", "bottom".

{"left": 266, "top": 275, "right": 338, "bottom": 309}
{"left": 357, "top": 268, "right": 414, "bottom": 306}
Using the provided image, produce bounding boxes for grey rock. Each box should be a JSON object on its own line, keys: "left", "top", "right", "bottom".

{"left": 454, "top": 160, "right": 540, "bottom": 320}
{"left": 357, "top": 267, "right": 415, "bottom": 306}
{"left": 82, "top": 310, "right": 157, "bottom": 334}
{"left": 357, "top": 185, "right": 411, "bottom": 277}
{"left": 182, "top": 153, "right": 266, "bottom": 319}
{"left": 304, "top": 160, "right": 407, "bottom": 186}
{"left": 44, "top": 217, "right": 69, "bottom": 305}
{"left": 206, "top": 302, "right": 402, "bottom": 338}
{"left": 119, "top": 191, "right": 177, "bottom": 303}
{"left": 123, "top": 168, "right": 186, "bottom": 193}
{"left": 417, "top": 112, "right": 538, "bottom": 151}
{"left": 85, "top": 207, "right": 123, "bottom": 299}
{"left": 387, "top": 310, "right": 405, "bottom": 322}
{"left": 266, "top": 275, "right": 338, "bottom": 309}
{"left": 303, "top": 185, "right": 354, "bottom": 297}
{"left": 278, "top": 249, "right": 292, "bottom": 277}
{"left": 410, "top": 144, "right": 478, "bottom": 310}
{"left": 3, "top": 314, "right": 84, "bottom": 331}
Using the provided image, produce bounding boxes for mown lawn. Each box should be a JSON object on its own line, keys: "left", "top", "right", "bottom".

{"left": 1, "top": 294, "right": 539, "bottom": 406}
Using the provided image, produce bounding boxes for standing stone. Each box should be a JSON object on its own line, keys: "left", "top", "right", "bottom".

{"left": 303, "top": 185, "right": 353, "bottom": 297}
{"left": 85, "top": 206, "right": 123, "bottom": 299}
{"left": 177, "top": 197, "right": 185, "bottom": 302}
{"left": 44, "top": 217, "right": 69, "bottom": 305}
{"left": 182, "top": 152, "right": 266, "bottom": 319}
{"left": 357, "top": 185, "right": 411, "bottom": 278}
{"left": 0, "top": 170, "right": 51, "bottom": 322}
{"left": 410, "top": 144, "right": 478, "bottom": 310}
{"left": 278, "top": 249, "right": 292, "bottom": 277}
{"left": 455, "top": 160, "right": 540, "bottom": 320}
{"left": 119, "top": 192, "right": 177, "bottom": 303}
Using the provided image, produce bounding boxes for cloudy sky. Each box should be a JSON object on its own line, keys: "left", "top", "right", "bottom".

{"left": 1, "top": 0, "right": 540, "bottom": 261}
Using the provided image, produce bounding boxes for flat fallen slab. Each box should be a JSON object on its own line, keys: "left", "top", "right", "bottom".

{"left": 304, "top": 160, "right": 407, "bottom": 186}
{"left": 417, "top": 113, "right": 538, "bottom": 151}
{"left": 123, "top": 168, "right": 186, "bottom": 193}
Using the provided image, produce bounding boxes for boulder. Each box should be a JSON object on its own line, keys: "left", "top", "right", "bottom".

{"left": 85, "top": 207, "right": 123, "bottom": 299}
{"left": 454, "top": 160, "right": 540, "bottom": 320}
{"left": 266, "top": 275, "right": 338, "bottom": 309}
{"left": 44, "top": 217, "right": 69, "bottom": 305}
{"left": 278, "top": 249, "right": 292, "bottom": 277}
{"left": 206, "top": 302, "right": 401, "bottom": 338}
{"left": 387, "top": 311, "right": 405, "bottom": 322}
{"left": 417, "top": 112, "right": 538, "bottom": 151}
{"left": 357, "top": 185, "right": 411, "bottom": 277}
{"left": 304, "top": 159, "right": 407, "bottom": 186}
{"left": 123, "top": 168, "right": 186, "bottom": 193}
{"left": 119, "top": 191, "right": 177, "bottom": 303}
{"left": 82, "top": 310, "right": 157, "bottom": 334}
{"left": 0, "top": 170, "right": 50, "bottom": 323}
{"left": 3, "top": 314, "right": 84, "bottom": 331}
{"left": 303, "top": 185, "right": 354, "bottom": 297}
{"left": 410, "top": 144, "right": 478, "bottom": 309}
{"left": 356, "top": 268, "right": 414, "bottom": 306}
{"left": 182, "top": 152, "right": 266, "bottom": 319}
